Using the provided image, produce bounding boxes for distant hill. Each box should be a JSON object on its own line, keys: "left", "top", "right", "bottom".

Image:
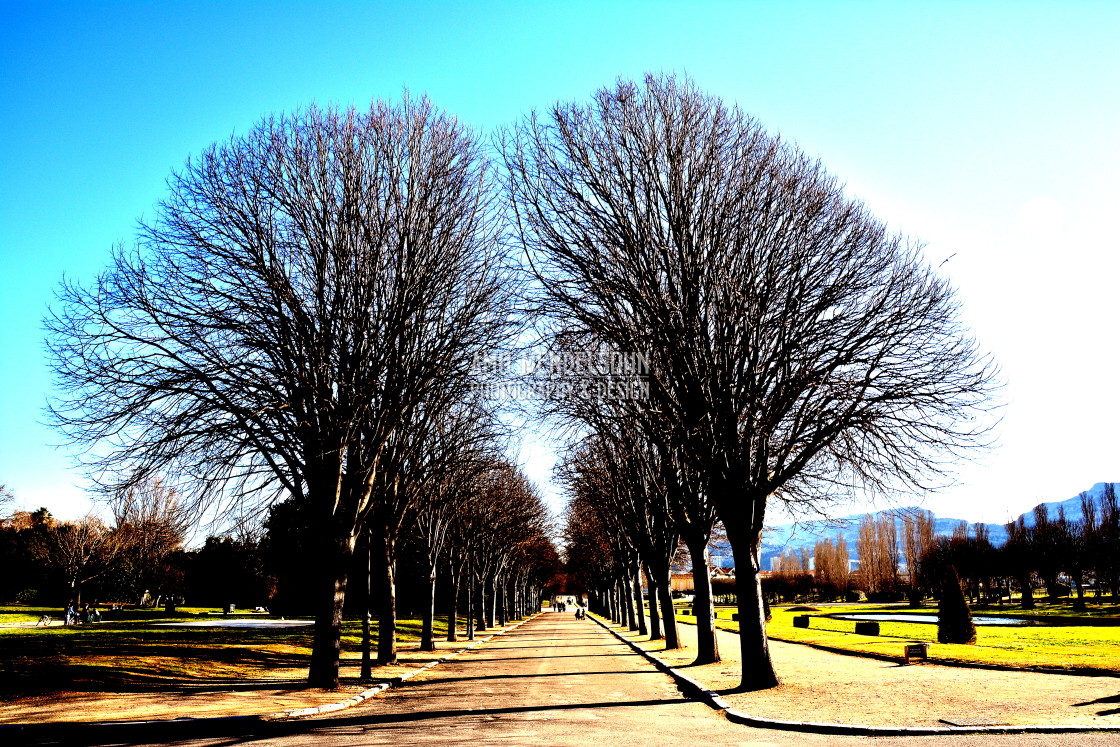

{"left": 707, "top": 482, "right": 1118, "bottom": 571}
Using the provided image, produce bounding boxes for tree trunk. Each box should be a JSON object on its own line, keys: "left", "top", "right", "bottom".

{"left": 727, "top": 528, "right": 779, "bottom": 691}
{"left": 466, "top": 564, "right": 475, "bottom": 640}
{"left": 624, "top": 574, "right": 638, "bottom": 630}
{"left": 1072, "top": 570, "right": 1087, "bottom": 612}
{"left": 420, "top": 562, "right": 437, "bottom": 651}
{"left": 632, "top": 564, "right": 647, "bottom": 636}
{"left": 654, "top": 568, "right": 679, "bottom": 649}
{"left": 1019, "top": 572, "right": 1035, "bottom": 609}
{"left": 376, "top": 533, "right": 397, "bottom": 665}
{"left": 645, "top": 564, "right": 662, "bottom": 640}
{"left": 488, "top": 574, "right": 500, "bottom": 627}
{"left": 497, "top": 574, "right": 507, "bottom": 626}
{"left": 361, "top": 530, "right": 373, "bottom": 679}
{"left": 475, "top": 574, "right": 487, "bottom": 632}
{"left": 308, "top": 532, "right": 355, "bottom": 688}
{"left": 447, "top": 564, "right": 460, "bottom": 642}
{"left": 685, "top": 533, "right": 720, "bottom": 664}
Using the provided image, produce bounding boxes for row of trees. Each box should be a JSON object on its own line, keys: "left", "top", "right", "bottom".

{"left": 539, "top": 75, "right": 996, "bottom": 689}
{"left": 768, "top": 486, "right": 1120, "bottom": 610}
{"left": 2, "top": 469, "right": 561, "bottom": 657}
{"left": 955, "top": 488, "right": 1120, "bottom": 610}
{"left": 45, "top": 95, "right": 561, "bottom": 686}
{"left": 0, "top": 480, "right": 188, "bottom": 606}
{"left": 47, "top": 73, "right": 996, "bottom": 691}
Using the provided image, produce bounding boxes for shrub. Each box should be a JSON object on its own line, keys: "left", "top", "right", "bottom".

{"left": 937, "top": 567, "right": 977, "bottom": 644}
{"left": 14, "top": 588, "right": 38, "bottom": 604}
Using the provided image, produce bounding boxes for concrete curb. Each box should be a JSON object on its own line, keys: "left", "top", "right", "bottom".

{"left": 264, "top": 612, "right": 544, "bottom": 720}
{"left": 590, "top": 614, "right": 1118, "bottom": 736}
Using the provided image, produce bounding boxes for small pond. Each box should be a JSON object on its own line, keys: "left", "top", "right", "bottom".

{"left": 832, "top": 613, "right": 1032, "bottom": 626}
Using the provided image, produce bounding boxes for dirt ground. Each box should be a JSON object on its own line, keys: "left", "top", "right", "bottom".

{"left": 614, "top": 619, "right": 1120, "bottom": 727}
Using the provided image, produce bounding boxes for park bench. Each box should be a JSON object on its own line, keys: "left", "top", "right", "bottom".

{"left": 793, "top": 615, "right": 880, "bottom": 636}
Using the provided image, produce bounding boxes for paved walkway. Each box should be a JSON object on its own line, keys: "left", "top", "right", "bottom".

{"left": 279, "top": 611, "right": 815, "bottom": 746}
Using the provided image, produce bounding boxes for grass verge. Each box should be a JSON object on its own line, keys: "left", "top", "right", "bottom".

{"left": 0, "top": 615, "right": 460, "bottom": 698}
{"left": 672, "top": 604, "right": 1120, "bottom": 673}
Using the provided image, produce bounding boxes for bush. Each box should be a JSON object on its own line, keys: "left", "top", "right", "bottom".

{"left": 710, "top": 576, "right": 736, "bottom": 597}
{"left": 937, "top": 567, "right": 977, "bottom": 644}
{"left": 14, "top": 589, "right": 38, "bottom": 604}
{"left": 844, "top": 589, "right": 864, "bottom": 603}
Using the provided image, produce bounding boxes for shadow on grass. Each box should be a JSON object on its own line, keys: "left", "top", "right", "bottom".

{"left": 0, "top": 619, "right": 448, "bottom": 699}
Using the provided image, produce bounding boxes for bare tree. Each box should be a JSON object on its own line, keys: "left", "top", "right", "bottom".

{"left": 47, "top": 97, "right": 515, "bottom": 687}
{"left": 856, "top": 513, "right": 900, "bottom": 597}
{"left": 0, "top": 485, "right": 14, "bottom": 519}
{"left": 1095, "top": 484, "right": 1120, "bottom": 600}
{"left": 900, "top": 509, "right": 935, "bottom": 606}
{"left": 403, "top": 408, "right": 501, "bottom": 652}
{"left": 504, "top": 73, "right": 996, "bottom": 689}
{"left": 813, "top": 534, "right": 850, "bottom": 601}
{"left": 1003, "top": 516, "right": 1035, "bottom": 609}
{"left": 46, "top": 515, "right": 128, "bottom": 604}
{"left": 109, "top": 477, "right": 190, "bottom": 607}
{"left": 558, "top": 431, "right": 683, "bottom": 649}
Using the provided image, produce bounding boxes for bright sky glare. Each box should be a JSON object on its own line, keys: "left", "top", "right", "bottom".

{"left": 1, "top": 1, "right": 1117, "bottom": 527}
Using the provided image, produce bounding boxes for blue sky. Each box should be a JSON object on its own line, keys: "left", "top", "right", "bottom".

{"left": 2, "top": 1, "right": 1118, "bottom": 526}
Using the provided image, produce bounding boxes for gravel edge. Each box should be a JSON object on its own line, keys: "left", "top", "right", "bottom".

{"left": 590, "top": 614, "right": 1119, "bottom": 736}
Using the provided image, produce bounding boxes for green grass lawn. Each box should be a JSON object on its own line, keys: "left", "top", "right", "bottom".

{"left": 671, "top": 603, "right": 1120, "bottom": 673}
{"left": 0, "top": 604, "right": 290, "bottom": 624}
{"left": 0, "top": 613, "right": 465, "bottom": 697}
{"left": 0, "top": 605, "right": 62, "bottom": 623}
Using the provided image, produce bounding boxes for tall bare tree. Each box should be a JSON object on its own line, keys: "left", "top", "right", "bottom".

{"left": 558, "top": 432, "right": 683, "bottom": 649}
{"left": 109, "top": 477, "right": 190, "bottom": 607}
{"left": 900, "top": 509, "right": 935, "bottom": 606}
{"left": 856, "top": 513, "right": 900, "bottom": 597}
{"left": 1003, "top": 516, "right": 1035, "bottom": 609}
{"left": 813, "top": 534, "right": 850, "bottom": 600}
{"left": 46, "top": 515, "right": 128, "bottom": 604}
{"left": 47, "top": 96, "right": 516, "bottom": 687}
{"left": 504, "top": 73, "right": 996, "bottom": 689}
{"left": 402, "top": 406, "right": 501, "bottom": 652}
{"left": 1095, "top": 484, "right": 1120, "bottom": 600}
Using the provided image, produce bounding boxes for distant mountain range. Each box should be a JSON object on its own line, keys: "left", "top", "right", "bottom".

{"left": 706, "top": 482, "right": 1118, "bottom": 571}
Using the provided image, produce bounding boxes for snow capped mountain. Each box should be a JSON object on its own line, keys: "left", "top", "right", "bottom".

{"left": 723, "top": 482, "right": 1120, "bottom": 571}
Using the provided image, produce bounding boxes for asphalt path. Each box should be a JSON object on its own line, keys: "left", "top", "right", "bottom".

{"left": 9, "top": 611, "right": 1117, "bottom": 746}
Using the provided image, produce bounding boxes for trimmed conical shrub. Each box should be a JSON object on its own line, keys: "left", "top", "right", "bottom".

{"left": 937, "top": 566, "right": 977, "bottom": 644}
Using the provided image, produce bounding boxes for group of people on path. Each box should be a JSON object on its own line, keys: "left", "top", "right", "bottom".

{"left": 552, "top": 597, "right": 587, "bottom": 619}
{"left": 64, "top": 601, "right": 101, "bottom": 625}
